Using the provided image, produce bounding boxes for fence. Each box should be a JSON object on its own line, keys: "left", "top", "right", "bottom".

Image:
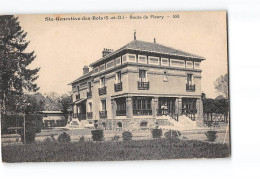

{"left": 1, "top": 114, "right": 43, "bottom": 135}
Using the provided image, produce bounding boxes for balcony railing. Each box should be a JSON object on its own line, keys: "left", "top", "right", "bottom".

{"left": 114, "top": 82, "right": 122, "bottom": 92}
{"left": 186, "top": 84, "right": 195, "bottom": 91}
{"left": 157, "top": 109, "right": 174, "bottom": 116}
{"left": 137, "top": 81, "right": 149, "bottom": 90}
{"left": 87, "top": 91, "right": 92, "bottom": 99}
{"left": 87, "top": 112, "right": 93, "bottom": 119}
{"left": 133, "top": 109, "right": 152, "bottom": 116}
{"left": 76, "top": 94, "right": 80, "bottom": 100}
{"left": 98, "top": 86, "right": 107, "bottom": 95}
{"left": 99, "top": 111, "right": 107, "bottom": 119}
{"left": 116, "top": 110, "right": 126, "bottom": 116}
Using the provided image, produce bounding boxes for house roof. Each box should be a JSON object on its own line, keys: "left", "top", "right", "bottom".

{"left": 70, "top": 40, "right": 205, "bottom": 86}
{"left": 90, "top": 40, "right": 205, "bottom": 67}
{"left": 68, "top": 70, "right": 93, "bottom": 85}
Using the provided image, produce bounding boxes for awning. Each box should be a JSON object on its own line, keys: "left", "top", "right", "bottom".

{"left": 74, "top": 98, "right": 87, "bottom": 105}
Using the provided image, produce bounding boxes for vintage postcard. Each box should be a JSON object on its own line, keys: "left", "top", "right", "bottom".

{"left": 0, "top": 11, "right": 230, "bottom": 163}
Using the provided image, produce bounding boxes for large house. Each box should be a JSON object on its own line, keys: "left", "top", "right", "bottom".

{"left": 69, "top": 37, "right": 205, "bottom": 130}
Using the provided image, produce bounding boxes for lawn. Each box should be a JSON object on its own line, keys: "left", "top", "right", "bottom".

{"left": 2, "top": 139, "right": 230, "bottom": 163}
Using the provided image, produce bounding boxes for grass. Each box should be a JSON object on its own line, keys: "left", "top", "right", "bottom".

{"left": 2, "top": 139, "right": 230, "bottom": 163}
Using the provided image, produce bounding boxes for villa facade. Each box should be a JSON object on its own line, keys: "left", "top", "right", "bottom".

{"left": 69, "top": 39, "right": 205, "bottom": 130}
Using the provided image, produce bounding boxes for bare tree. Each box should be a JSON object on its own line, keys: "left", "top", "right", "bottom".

{"left": 45, "top": 92, "right": 60, "bottom": 102}
{"left": 214, "top": 74, "right": 229, "bottom": 98}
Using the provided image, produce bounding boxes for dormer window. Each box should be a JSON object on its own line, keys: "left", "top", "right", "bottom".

{"left": 161, "top": 58, "right": 169, "bottom": 66}
{"left": 148, "top": 56, "right": 159, "bottom": 65}
{"left": 99, "top": 64, "right": 105, "bottom": 72}
{"left": 138, "top": 55, "right": 147, "bottom": 64}
{"left": 194, "top": 62, "right": 200, "bottom": 69}
{"left": 128, "top": 54, "right": 136, "bottom": 62}
{"left": 115, "top": 57, "right": 121, "bottom": 66}
{"left": 186, "top": 61, "right": 193, "bottom": 69}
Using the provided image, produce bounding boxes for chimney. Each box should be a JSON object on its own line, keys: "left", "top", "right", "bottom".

{"left": 83, "top": 65, "right": 89, "bottom": 75}
{"left": 102, "top": 48, "right": 113, "bottom": 57}
{"left": 154, "top": 38, "right": 156, "bottom": 43}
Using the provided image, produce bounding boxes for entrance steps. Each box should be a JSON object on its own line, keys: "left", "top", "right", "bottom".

{"left": 156, "top": 115, "right": 197, "bottom": 131}
{"left": 66, "top": 118, "right": 85, "bottom": 129}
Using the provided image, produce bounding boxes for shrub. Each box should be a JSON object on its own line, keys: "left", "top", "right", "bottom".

{"left": 43, "top": 137, "right": 51, "bottom": 143}
{"left": 122, "top": 131, "right": 132, "bottom": 141}
{"left": 152, "top": 129, "right": 162, "bottom": 138}
{"left": 91, "top": 130, "right": 104, "bottom": 141}
{"left": 205, "top": 130, "right": 217, "bottom": 142}
{"left": 112, "top": 135, "right": 120, "bottom": 141}
{"left": 50, "top": 134, "right": 55, "bottom": 141}
{"left": 79, "top": 136, "right": 85, "bottom": 142}
{"left": 164, "top": 130, "right": 181, "bottom": 140}
{"left": 58, "top": 132, "right": 71, "bottom": 143}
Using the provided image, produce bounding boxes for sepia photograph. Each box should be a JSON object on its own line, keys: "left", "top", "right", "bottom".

{"left": 0, "top": 11, "right": 230, "bottom": 163}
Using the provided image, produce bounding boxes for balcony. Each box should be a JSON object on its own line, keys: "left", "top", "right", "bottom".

{"left": 116, "top": 110, "right": 126, "bottom": 116}
{"left": 98, "top": 86, "right": 107, "bottom": 95}
{"left": 87, "top": 91, "right": 92, "bottom": 99}
{"left": 137, "top": 81, "right": 149, "bottom": 90}
{"left": 186, "top": 84, "right": 195, "bottom": 91}
{"left": 133, "top": 109, "right": 152, "bottom": 116}
{"left": 76, "top": 94, "right": 80, "bottom": 100}
{"left": 114, "top": 82, "right": 122, "bottom": 92}
{"left": 99, "top": 111, "right": 107, "bottom": 119}
{"left": 87, "top": 112, "right": 93, "bottom": 119}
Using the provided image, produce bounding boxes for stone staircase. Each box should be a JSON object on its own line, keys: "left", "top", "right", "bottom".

{"left": 157, "top": 114, "right": 197, "bottom": 131}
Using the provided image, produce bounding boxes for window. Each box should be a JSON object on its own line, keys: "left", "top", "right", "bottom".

{"left": 89, "top": 102, "right": 92, "bottom": 112}
{"left": 101, "top": 100, "right": 106, "bottom": 111}
{"left": 133, "top": 97, "right": 152, "bottom": 115}
{"left": 161, "top": 58, "right": 169, "bottom": 66}
{"left": 117, "top": 122, "right": 122, "bottom": 128}
{"left": 99, "top": 64, "right": 105, "bottom": 72}
{"left": 88, "top": 82, "right": 92, "bottom": 91}
{"left": 94, "top": 67, "right": 99, "bottom": 73}
{"left": 148, "top": 56, "right": 159, "bottom": 65}
{"left": 106, "top": 60, "right": 114, "bottom": 69}
{"left": 116, "top": 98, "right": 126, "bottom": 111}
{"left": 100, "top": 77, "right": 106, "bottom": 87}
{"left": 187, "top": 74, "right": 193, "bottom": 85}
{"left": 116, "top": 71, "right": 122, "bottom": 83}
{"left": 170, "top": 59, "right": 185, "bottom": 68}
{"left": 140, "top": 121, "right": 148, "bottom": 128}
{"left": 128, "top": 54, "right": 136, "bottom": 62}
{"left": 139, "top": 70, "right": 147, "bottom": 82}
{"left": 76, "top": 86, "right": 80, "bottom": 93}
{"left": 163, "top": 71, "right": 168, "bottom": 82}
{"left": 194, "top": 62, "right": 200, "bottom": 69}
{"left": 138, "top": 55, "right": 147, "bottom": 64}
{"left": 186, "top": 61, "right": 193, "bottom": 69}
{"left": 115, "top": 57, "right": 121, "bottom": 66}
{"left": 122, "top": 55, "right": 127, "bottom": 63}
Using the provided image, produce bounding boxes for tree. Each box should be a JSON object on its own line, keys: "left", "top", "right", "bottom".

{"left": 214, "top": 74, "right": 229, "bottom": 98}
{"left": 0, "top": 15, "right": 40, "bottom": 114}
{"left": 58, "top": 93, "right": 72, "bottom": 113}
{"left": 45, "top": 92, "right": 60, "bottom": 102}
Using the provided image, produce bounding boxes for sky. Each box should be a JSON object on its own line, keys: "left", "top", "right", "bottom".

{"left": 17, "top": 11, "right": 228, "bottom": 98}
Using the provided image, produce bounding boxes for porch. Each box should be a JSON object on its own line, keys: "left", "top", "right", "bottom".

{"left": 111, "top": 96, "right": 200, "bottom": 121}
